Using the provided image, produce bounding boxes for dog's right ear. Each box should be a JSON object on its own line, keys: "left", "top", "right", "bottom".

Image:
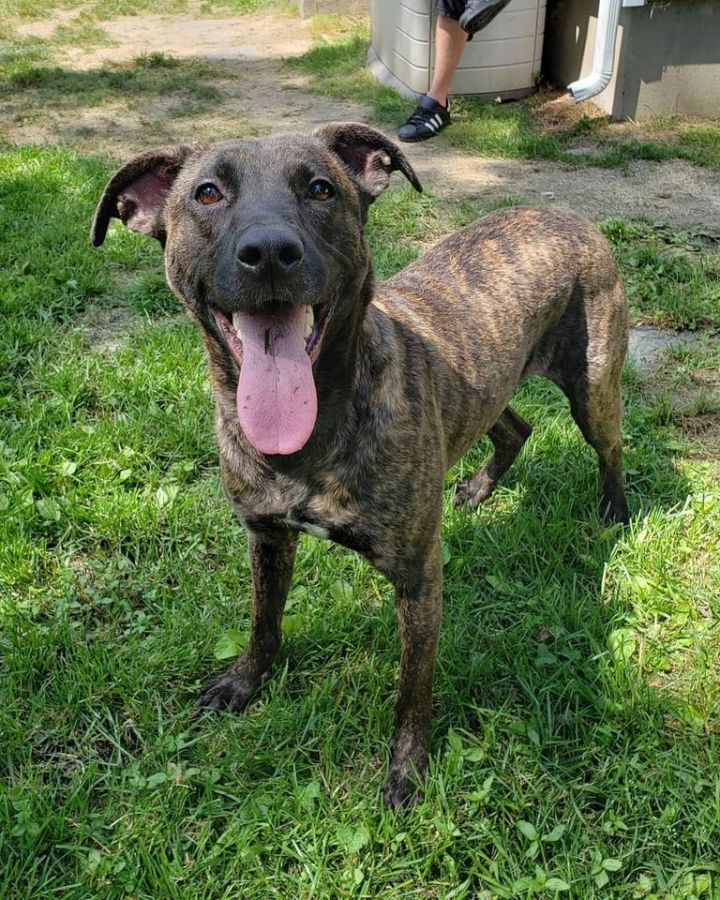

{"left": 313, "top": 122, "right": 422, "bottom": 204}
{"left": 91, "top": 145, "right": 196, "bottom": 247}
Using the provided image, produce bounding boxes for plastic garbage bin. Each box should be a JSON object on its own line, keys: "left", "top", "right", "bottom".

{"left": 368, "top": 0, "right": 547, "bottom": 100}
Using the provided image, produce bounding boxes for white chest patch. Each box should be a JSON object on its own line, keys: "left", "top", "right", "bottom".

{"left": 282, "top": 518, "right": 330, "bottom": 540}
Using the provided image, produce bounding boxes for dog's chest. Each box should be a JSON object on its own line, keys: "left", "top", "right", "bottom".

{"left": 245, "top": 507, "right": 373, "bottom": 556}
{"left": 237, "top": 478, "right": 374, "bottom": 555}
{"left": 280, "top": 516, "right": 330, "bottom": 540}
{"left": 226, "top": 463, "right": 378, "bottom": 556}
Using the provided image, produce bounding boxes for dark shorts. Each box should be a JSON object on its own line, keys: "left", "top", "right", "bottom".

{"left": 434, "top": 0, "right": 473, "bottom": 39}
{"left": 434, "top": 0, "right": 466, "bottom": 20}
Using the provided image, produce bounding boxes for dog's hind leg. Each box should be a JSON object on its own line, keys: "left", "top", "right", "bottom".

{"left": 565, "top": 376, "right": 629, "bottom": 525}
{"left": 550, "top": 281, "right": 629, "bottom": 525}
{"left": 453, "top": 406, "right": 532, "bottom": 508}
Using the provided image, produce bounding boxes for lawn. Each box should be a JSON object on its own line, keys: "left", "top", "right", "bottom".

{"left": 1, "top": 7, "right": 719, "bottom": 899}
{"left": 2, "top": 141, "right": 719, "bottom": 898}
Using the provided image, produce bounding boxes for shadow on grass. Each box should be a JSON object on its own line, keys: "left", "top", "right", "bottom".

{"left": 285, "top": 378, "right": 694, "bottom": 734}
{"left": 0, "top": 48, "right": 224, "bottom": 116}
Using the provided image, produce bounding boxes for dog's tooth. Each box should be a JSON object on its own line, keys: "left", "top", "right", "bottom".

{"left": 232, "top": 311, "right": 243, "bottom": 339}
{"left": 304, "top": 305, "right": 314, "bottom": 341}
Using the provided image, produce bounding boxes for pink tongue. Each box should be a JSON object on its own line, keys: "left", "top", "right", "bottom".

{"left": 236, "top": 305, "right": 317, "bottom": 455}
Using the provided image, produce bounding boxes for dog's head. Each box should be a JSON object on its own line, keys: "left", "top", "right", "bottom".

{"left": 92, "top": 123, "right": 421, "bottom": 456}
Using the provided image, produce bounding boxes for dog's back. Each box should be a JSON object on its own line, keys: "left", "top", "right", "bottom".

{"left": 372, "top": 206, "right": 627, "bottom": 467}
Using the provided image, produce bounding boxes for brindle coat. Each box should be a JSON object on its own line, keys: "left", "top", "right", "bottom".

{"left": 92, "top": 123, "right": 629, "bottom": 808}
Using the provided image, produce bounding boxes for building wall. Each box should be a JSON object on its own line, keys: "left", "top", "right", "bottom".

{"left": 543, "top": 0, "right": 720, "bottom": 120}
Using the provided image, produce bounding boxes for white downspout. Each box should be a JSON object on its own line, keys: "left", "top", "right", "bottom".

{"left": 568, "top": 0, "right": 622, "bottom": 102}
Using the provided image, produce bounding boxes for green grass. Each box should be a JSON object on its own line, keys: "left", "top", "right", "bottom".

{"left": 1, "top": 146, "right": 719, "bottom": 898}
{"left": 288, "top": 24, "right": 720, "bottom": 171}
{"left": 600, "top": 220, "right": 720, "bottom": 331}
{"left": 0, "top": 0, "right": 292, "bottom": 19}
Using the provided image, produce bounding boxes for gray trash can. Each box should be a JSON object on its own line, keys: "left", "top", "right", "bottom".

{"left": 368, "top": 0, "right": 547, "bottom": 101}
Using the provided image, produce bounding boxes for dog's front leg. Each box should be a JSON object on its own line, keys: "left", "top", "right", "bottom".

{"left": 199, "top": 529, "right": 298, "bottom": 713}
{"left": 384, "top": 541, "right": 443, "bottom": 810}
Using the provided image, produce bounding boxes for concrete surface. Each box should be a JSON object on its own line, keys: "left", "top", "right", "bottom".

{"left": 628, "top": 325, "right": 699, "bottom": 371}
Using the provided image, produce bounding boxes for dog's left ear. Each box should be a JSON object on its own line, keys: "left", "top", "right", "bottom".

{"left": 313, "top": 122, "right": 422, "bottom": 204}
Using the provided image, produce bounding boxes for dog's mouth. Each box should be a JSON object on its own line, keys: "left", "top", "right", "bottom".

{"left": 211, "top": 303, "right": 329, "bottom": 456}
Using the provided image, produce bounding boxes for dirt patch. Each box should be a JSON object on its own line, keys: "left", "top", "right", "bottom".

{"left": 629, "top": 326, "right": 701, "bottom": 372}
{"left": 531, "top": 89, "right": 607, "bottom": 133}
{"left": 639, "top": 341, "right": 720, "bottom": 458}
{"left": 78, "top": 304, "right": 143, "bottom": 353}
{"left": 18, "top": 11, "right": 313, "bottom": 69}
{"left": 410, "top": 145, "right": 720, "bottom": 230}
{"left": 529, "top": 89, "right": 704, "bottom": 147}
{"left": 15, "top": 7, "right": 84, "bottom": 38}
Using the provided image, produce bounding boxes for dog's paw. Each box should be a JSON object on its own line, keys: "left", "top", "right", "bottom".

{"left": 383, "top": 768, "right": 424, "bottom": 810}
{"left": 383, "top": 747, "right": 427, "bottom": 810}
{"left": 601, "top": 496, "right": 630, "bottom": 526}
{"left": 453, "top": 471, "right": 495, "bottom": 508}
{"left": 197, "top": 669, "right": 264, "bottom": 714}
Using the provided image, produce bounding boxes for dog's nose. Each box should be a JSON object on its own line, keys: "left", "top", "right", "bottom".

{"left": 237, "top": 227, "right": 304, "bottom": 279}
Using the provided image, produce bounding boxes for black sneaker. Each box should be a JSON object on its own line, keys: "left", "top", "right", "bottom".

{"left": 398, "top": 94, "right": 451, "bottom": 143}
{"left": 459, "top": 0, "right": 513, "bottom": 35}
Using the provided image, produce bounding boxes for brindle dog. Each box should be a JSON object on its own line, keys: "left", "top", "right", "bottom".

{"left": 92, "top": 123, "right": 629, "bottom": 808}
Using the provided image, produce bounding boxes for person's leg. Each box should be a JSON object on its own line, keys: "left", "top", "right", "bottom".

{"left": 397, "top": 6, "right": 468, "bottom": 142}
{"left": 427, "top": 15, "right": 468, "bottom": 107}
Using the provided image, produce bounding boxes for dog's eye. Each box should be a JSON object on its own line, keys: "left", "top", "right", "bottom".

{"left": 196, "top": 183, "right": 223, "bottom": 205}
{"left": 308, "top": 179, "right": 335, "bottom": 202}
